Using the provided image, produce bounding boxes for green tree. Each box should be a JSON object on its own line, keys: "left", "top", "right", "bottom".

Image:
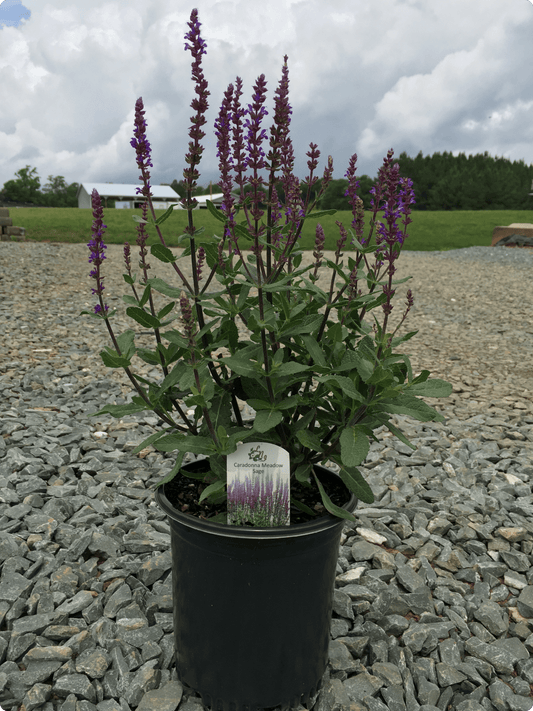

{"left": 0, "top": 165, "right": 41, "bottom": 203}
{"left": 41, "top": 174, "right": 69, "bottom": 207}
{"left": 318, "top": 179, "right": 350, "bottom": 210}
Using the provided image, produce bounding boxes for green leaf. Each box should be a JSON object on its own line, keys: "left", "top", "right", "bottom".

{"left": 132, "top": 215, "right": 150, "bottom": 224}
{"left": 253, "top": 409, "right": 283, "bottom": 433}
{"left": 236, "top": 284, "right": 251, "bottom": 311}
{"left": 157, "top": 302, "right": 175, "bottom": 320}
{"left": 317, "top": 375, "right": 364, "bottom": 403}
{"left": 154, "top": 434, "right": 216, "bottom": 454}
{"left": 380, "top": 418, "right": 416, "bottom": 450}
{"left": 180, "top": 465, "right": 211, "bottom": 481}
{"left": 338, "top": 466, "right": 375, "bottom": 504}
{"left": 154, "top": 204, "right": 176, "bottom": 226}
{"left": 130, "top": 430, "right": 169, "bottom": 455}
{"left": 161, "top": 330, "right": 189, "bottom": 348}
{"left": 291, "top": 498, "right": 316, "bottom": 516}
{"left": 151, "top": 243, "right": 177, "bottom": 263}
{"left": 158, "top": 363, "right": 185, "bottom": 392}
{"left": 408, "top": 378, "right": 453, "bottom": 398}
{"left": 292, "top": 408, "right": 316, "bottom": 432}
{"left": 126, "top": 307, "right": 161, "bottom": 329}
{"left": 379, "top": 395, "right": 445, "bottom": 422}
{"left": 199, "top": 479, "right": 226, "bottom": 503}
{"left": 138, "top": 283, "right": 152, "bottom": 309}
{"left": 280, "top": 314, "right": 323, "bottom": 337}
{"left": 123, "top": 274, "right": 135, "bottom": 285}
{"left": 390, "top": 330, "right": 418, "bottom": 348}
{"left": 246, "top": 399, "right": 273, "bottom": 411}
{"left": 136, "top": 348, "right": 163, "bottom": 365}
{"left": 275, "top": 362, "right": 309, "bottom": 377}
{"left": 154, "top": 452, "right": 184, "bottom": 489}
{"left": 100, "top": 349, "right": 131, "bottom": 369}
{"left": 313, "top": 472, "right": 356, "bottom": 522}
{"left": 222, "top": 353, "right": 260, "bottom": 378}
{"left": 88, "top": 402, "right": 147, "bottom": 418}
{"left": 294, "top": 464, "right": 312, "bottom": 484}
{"left": 206, "top": 200, "right": 226, "bottom": 223}
{"left": 147, "top": 277, "right": 184, "bottom": 299}
{"left": 305, "top": 209, "right": 337, "bottom": 219}
{"left": 412, "top": 369, "right": 430, "bottom": 384}
{"left": 116, "top": 330, "right": 136, "bottom": 360}
{"left": 122, "top": 295, "right": 139, "bottom": 307}
{"left": 233, "top": 223, "right": 253, "bottom": 241}
{"left": 340, "top": 427, "right": 370, "bottom": 467}
{"left": 301, "top": 336, "right": 327, "bottom": 368}
{"left": 295, "top": 429, "right": 323, "bottom": 453}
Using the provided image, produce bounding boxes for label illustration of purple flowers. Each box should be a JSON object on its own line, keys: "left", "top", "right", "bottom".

{"left": 227, "top": 443, "right": 290, "bottom": 527}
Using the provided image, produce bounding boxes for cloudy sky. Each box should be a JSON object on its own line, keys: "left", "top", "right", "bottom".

{"left": 1, "top": 0, "right": 532, "bottom": 193}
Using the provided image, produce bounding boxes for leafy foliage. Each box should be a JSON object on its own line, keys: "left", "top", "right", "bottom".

{"left": 397, "top": 151, "right": 533, "bottom": 211}
{"left": 83, "top": 10, "right": 452, "bottom": 524}
{"left": 0, "top": 165, "right": 79, "bottom": 207}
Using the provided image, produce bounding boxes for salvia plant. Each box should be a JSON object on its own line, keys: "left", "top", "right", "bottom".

{"left": 82, "top": 9, "right": 452, "bottom": 523}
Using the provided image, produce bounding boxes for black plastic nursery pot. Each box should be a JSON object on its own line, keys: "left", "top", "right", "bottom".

{"left": 155, "top": 460, "right": 357, "bottom": 711}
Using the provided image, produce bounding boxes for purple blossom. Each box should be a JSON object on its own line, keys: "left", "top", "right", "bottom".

{"left": 88, "top": 189, "right": 108, "bottom": 315}
{"left": 214, "top": 83, "right": 235, "bottom": 223}
{"left": 267, "top": 56, "right": 292, "bottom": 177}
{"left": 135, "top": 201, "right": 150, "bottom": 283}
{"left": 344, "top": 154, "right": 366, "bottom": 242}
{"left": 245, "top": 74, "right": 268, "bottom": 222}
{"left": 335, "top": 221, "right": 348, "bottom": 257}
{"left": 322, "top": 155, "right": 334, "bottom": 191}
{"left": 131, "top": 97, "right": 153, "bottom": 200}
{"left": 231, "top": 77, "right": 248, "bottom": 189}
{"left": 123, "top": 241, "right": 131, "bottom": 273}
{"left": 368, "top": 149, "right": 415, "bottom": 319}
{"left": 182, "top": 8, "right": 210, "bottom": 215}
{"left": 306, "top": 142, "right": 320, "bottom": 177}
{"left": 180, "top": 293, "right": 195, "bottom": 345}
{"left": 196, "top": 246, "right": 205, "bottom": 281}
{"left": 311, "top": 223, "right": 325, "bottom": 282}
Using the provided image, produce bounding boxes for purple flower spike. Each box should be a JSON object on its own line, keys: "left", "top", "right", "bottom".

{"left": 267, "top": 56, "right": 292, "bottom": 176}
{"left": 215, "top": 83, "right": 235, "bottom": 223}
{"left": 245, "top": 74, "right": 269, "bottom": 221}
{"left": 182, "top": 9, "right": 210, "bottom": 214}
{"left": 131, "top": 97, "right": 153, "bottom": 202}
{"left": 88, "top": 189, "right": 108, "bottom": 315}
{"left": 196, "top": 246, "right": 205, "bottom": 281}
{"left": 231, "top": 77, "right": 248, "bottom": 190}
{"left": 180, "top": 293, "right": 195, "bottom": 345}
{"left": 311, "top": 224, "right": 325, "bottom": 282}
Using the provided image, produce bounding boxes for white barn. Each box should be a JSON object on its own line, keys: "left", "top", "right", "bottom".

{"left": 77, "top": 183, "right": 180, "bottom": 209}
{"left": 77, "top": 183, "right": 225, "bottom": 210}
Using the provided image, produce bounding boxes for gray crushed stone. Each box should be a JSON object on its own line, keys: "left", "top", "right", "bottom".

{"left": 0, "top": 242, "right": 533, "bottom": 711}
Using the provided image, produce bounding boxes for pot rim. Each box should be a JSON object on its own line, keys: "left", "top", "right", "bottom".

{"left": 154, "top": 463, "right": 357, "bottom": 540}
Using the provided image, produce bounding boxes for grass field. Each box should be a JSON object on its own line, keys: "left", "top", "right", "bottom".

{"left": 7, "top": 206, "right": 533, "bottom": 252}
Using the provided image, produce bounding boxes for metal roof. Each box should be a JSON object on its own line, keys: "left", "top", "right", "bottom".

{"left": 77, "top": 183, "right": 179, "bottom": 199}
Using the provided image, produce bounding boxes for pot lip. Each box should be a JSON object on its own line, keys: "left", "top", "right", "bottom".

{"left": 154, "top": 463, "right": 357, "bottom": 540}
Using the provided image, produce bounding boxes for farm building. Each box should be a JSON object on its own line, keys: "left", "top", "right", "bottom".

{"left": 77, "top": 183, "right": 180, "bottom": 210}
{"left": 77, "top": 183, "right": 225, "bottom": 210}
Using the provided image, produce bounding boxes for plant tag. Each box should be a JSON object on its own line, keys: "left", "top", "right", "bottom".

{"left": 227, "top": 442, "right": 290, "bottom": 526}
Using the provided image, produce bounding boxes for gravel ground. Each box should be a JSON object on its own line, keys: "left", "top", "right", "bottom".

{"left": 0, "top": 242, "right": 533, "bottom": 711}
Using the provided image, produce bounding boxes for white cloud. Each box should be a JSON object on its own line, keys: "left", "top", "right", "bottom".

{"left": 0, "top": 0, "right": 532, "bottom": 191}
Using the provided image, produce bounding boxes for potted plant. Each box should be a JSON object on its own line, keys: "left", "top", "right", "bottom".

{"left": 82, "top": 9, "right": 451, "bottom": 709}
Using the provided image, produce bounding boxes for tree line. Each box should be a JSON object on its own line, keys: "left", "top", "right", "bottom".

{"left": 395, "top": 151, "right": 533, "bottom": 211}
{"left": 2, "top": 152, "right": 532, "bottom": 210}
{"left": 0, "top": 166, "right": 80, "bottom": 207}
